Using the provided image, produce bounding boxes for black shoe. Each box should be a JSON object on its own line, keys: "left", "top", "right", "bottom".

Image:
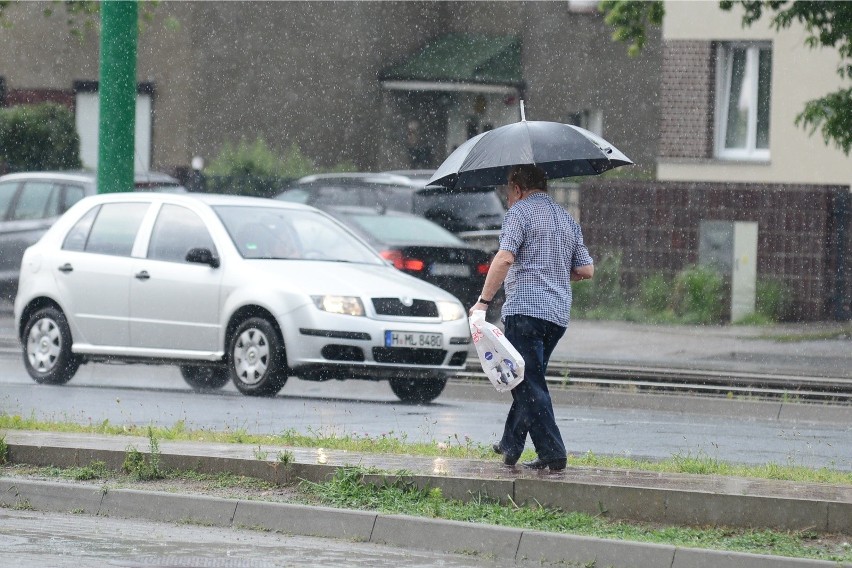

{"left": 502, "top": 452, "right": 520, "bottom": 466}
{"left": 522, "top": 457, "right": 567, "bottom": 471}
{"left": 493, "top": 442, "right": 520, "bottom": 466}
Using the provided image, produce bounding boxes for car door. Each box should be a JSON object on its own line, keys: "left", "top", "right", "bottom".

{"left": 0, "top": 180, "right": 60, "bottom": 287}
{"left": 0, "top": 179, "right": 22, "bottom": 289}
{"left": 129, "top": 203, "right": 222, "bottom": 352}
{"left": 54, "top": 201, "right": 151, "bottom": 347}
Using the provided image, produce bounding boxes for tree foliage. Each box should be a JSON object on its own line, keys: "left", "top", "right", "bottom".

{"left": 599, "top": 0, "right": 664, "bottom": 57}
{"left": 0, "top": 1, "right": 165, "bottom": 38}
{"left": 600, "top": 0, "right": 852, "bottom": 155}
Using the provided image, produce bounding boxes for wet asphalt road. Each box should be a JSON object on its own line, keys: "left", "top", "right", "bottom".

{"left": 1, "top": 508, "right": 511, "bottom": 568}
{"left": 1, "top": 350, "right": 850, "bottom": 471}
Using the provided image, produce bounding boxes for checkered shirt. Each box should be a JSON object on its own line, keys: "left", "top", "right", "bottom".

{"left": 499, "top": 192, "right": 593, "bottom": 327}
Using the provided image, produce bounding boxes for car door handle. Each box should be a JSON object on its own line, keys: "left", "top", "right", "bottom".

{"left": 135, "top": 270, "right": 151, "bottom": 281}
{"left": 57, "top": 263, "right": 73, "bottom": 273}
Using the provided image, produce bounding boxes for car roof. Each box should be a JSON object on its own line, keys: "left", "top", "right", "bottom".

{"left": 381, "top": 169, "right": 435, "bottom": 182}
{"left": 0, "top": 170, "right": 182, "bottom": 185}
{"left": 294, "top": 172, "right": 425, "bottom": 188}
{"left": 78, "top": 190, "right": 317, "bottom": 211}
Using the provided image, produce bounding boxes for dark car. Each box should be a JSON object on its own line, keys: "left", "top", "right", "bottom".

{"left": 0, "top": 170, "right": 187, "bottom": 301}
{"left": 276, "top": 172, "right": 506, "bottom": 238}
{"left": 322, "top": 205, "right": 491, "bottom": 309}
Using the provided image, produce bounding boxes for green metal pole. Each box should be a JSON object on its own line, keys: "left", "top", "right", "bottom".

{"left": 97, "top": 1, "right": 138, "bottom": 194}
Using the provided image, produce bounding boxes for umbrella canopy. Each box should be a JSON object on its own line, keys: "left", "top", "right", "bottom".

{"left": 427, "top": 121, "right": 633, "bottom": 190}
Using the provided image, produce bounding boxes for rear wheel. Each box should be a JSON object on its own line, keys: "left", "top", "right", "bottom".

{"left": 22, "top": 306, "right": 80, "bottom": 385}
{"left": 228, "top": 317, "right": 288, "bottom": 397}
{"left": 179, "top": 365, "right": 230, "bottom": 391}
{"left": 389, "top": 376, "right": 447, "bottom": 404}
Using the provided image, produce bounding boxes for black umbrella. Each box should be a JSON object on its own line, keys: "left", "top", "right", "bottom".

{"left": 428, "top": 114, "right": 633, "bottom": 190}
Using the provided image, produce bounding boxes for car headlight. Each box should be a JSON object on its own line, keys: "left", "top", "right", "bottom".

{"left": 437, "top": 300, "right": 465, "bottom": 321}
{"left": 312, "top": 295, "right": 365, "bottom": 316}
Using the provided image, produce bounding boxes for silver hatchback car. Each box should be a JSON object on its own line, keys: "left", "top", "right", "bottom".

{"left": 14, "top": 193, "right": 470, "bottom": 403}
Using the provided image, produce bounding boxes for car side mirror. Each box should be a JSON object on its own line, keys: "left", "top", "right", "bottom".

{"left": 185, "top": 247, "right": 220, "bottom": 268}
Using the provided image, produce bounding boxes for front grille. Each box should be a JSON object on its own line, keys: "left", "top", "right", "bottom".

{"left": 321, "top": 345, "right": 365, "bottom": 362}
{"left": 372, "top": 347, "right": 447, "bottom": 365}
{"left": 301, "top": 328, "right": 371, "bottom": 340}
{"left": 371, "top": 297, "right": 438, "bottom": 317}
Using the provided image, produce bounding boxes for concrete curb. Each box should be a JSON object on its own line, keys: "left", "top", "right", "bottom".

{"left": 1, "top": 478, "right": 847, "bottom": 568}
{"left": 5, "top": 433, "right": 851, "bottom": 536}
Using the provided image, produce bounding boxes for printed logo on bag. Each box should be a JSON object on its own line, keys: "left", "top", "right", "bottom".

{"left": 484, "top": 351, "right": 493, "bottom": 360}
{"left": 471, "top": 329, "right": 483, "bottom": 343}
{"left": 503, "top": 359, "right": 514, "bottom": 372}
{"left": 492, "top": 328, "right": 504, "bottom": 337}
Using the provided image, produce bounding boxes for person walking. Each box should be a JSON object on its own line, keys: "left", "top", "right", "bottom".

{"left": 469, "top": 164, "right": 594, "bottom": 471}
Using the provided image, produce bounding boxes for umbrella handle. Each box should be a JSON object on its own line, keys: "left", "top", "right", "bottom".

{"left": 520, "top": 100, "right": 526, "bottom": 122}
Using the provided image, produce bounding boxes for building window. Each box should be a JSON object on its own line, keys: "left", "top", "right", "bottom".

{"left": 73, "top": 81, "right": 155, "bottom": 173}
{"left": 569, "top": 109, "right": 604, "bottom": 137}
{"left": 716, "top": 42, "right": 772, "bottom": 160}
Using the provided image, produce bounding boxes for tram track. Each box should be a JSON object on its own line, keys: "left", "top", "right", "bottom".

{"left": 458, "top": 360, "right": 852, "bottom": 403}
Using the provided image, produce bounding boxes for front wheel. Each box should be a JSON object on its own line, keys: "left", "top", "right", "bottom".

{"left": 180, "top": 365, "right": 230, "bottom": 391}
{"left": 228, "top": 317, "right": 288, "bottom": 397}
{"left": 22, "top": 306, "right": 80, "bottom": 385}
{"left": 389, "top": 376, "right": 447, "bottom": 404}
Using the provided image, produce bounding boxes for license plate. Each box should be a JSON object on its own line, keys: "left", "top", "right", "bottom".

{"left": 385, "top": 331, "right": 443, "bottom": 349}
{"left": 430, "top": 263, "right": 471, "bottom": 277}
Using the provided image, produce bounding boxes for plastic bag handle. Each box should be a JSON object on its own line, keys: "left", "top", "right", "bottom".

{"left": 469, "top": 309, "right": 486, "bottom": 325}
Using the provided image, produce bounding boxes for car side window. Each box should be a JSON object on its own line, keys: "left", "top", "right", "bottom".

{"left": 62, "top": 206, "right": 100, "bottom": 252}
{"left": 148, "top": 204, "right": 217, "bottom": 263}
{"left": 0, "top": 181, "right": 18, "bottom": 220}
{"left": 62, "top": 185, "right": 87, "bottom": 213}
{"left": 277, "top": 188, "right": 310, "bottom": 203}
{"left": 368, "top": 186, "right": 413, "bottom": 212}
{"left": 10, "top": 181, "right": 58, "bottom": 220}
{"left": 84, "top": 202, "right": 149, "bottom": 256}
{"left": 314, "top": 185, "right": 358, "bottom": 206}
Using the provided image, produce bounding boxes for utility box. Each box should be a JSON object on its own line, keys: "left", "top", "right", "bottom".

{"left": 699, "top": 221, "right": 759, "bottom": 322}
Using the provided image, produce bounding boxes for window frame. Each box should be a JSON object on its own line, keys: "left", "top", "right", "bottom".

{"left": 715, "top": 41, "right": 772, "bottom": 161}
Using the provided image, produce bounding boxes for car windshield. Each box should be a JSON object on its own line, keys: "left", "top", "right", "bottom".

{"left": 345, "top": 213, "right": 465, "bottom": 246}
{"left": 214, "top": 205, "right": 383, "bottom": 264}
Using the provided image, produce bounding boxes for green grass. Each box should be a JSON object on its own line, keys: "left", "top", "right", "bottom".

{"left": 1, "top": 414, "right": 850, "bottom": 486}
{"left": 299, "top": 467, "right": 852, "bottom": 563}
{"left": 5, "top": 461, "right": 849, "bottom": 563}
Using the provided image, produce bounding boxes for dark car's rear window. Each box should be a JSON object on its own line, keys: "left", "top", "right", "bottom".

{"left": 413, "top": 190, "right": 504, "bottom": 228}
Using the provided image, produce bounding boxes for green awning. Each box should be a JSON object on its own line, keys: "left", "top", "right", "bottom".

{"left": 379, "top": 34, "right": 523, "bottom": 87}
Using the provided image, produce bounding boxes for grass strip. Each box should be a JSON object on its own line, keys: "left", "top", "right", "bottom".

{"left": 4, "top": 462, "right": 851, "bottom": 563}
{"left": 1, "top": 413, "right": 850, "bottom": 485}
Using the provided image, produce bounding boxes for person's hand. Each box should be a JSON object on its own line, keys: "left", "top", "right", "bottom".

{"left": 469, "top": 302, "right": 487, "bottom": 316}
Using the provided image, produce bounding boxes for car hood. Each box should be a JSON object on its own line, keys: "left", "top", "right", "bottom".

{"left": 238, "top": 259, "right": 460, "bottom": 302}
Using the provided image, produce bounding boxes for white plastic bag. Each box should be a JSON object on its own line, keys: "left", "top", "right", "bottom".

{"left": 468, "top": 310, "right": 524, "bottom": 392}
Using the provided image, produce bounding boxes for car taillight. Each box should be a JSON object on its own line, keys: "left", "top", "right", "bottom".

{"left": 476, "top": 263, "right": 490, "bottom": 275}
{"left": 380, "top": 250, "right": 425, "bottom": 272}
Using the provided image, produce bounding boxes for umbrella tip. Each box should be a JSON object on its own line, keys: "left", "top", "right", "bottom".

{"left": 520, "top": 100, "right": 526, "bottom": 121}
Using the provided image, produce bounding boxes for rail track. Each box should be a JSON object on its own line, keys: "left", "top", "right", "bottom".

{"left": 458, "top": 361, "right": 852, "bottom": 403}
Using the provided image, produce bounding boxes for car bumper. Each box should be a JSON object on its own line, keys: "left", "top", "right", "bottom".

{"left": 278, "top": 304, "right": 471, "bottom": 380}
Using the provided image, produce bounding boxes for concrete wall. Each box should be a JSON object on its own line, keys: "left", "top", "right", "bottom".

{"left": 0, "top": 1, "right": 660, "bottom": 176}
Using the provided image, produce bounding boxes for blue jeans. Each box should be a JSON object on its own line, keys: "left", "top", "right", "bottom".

{"left": 499, "top": 314, "right": 567, "bottom": 462}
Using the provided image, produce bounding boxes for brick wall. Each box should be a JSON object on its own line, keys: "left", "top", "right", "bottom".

{"left": 659, "top": 41, "right": 715, "bottom": 159}
{"left": 578, "top": 180, "right": 850, "bottom": 321}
